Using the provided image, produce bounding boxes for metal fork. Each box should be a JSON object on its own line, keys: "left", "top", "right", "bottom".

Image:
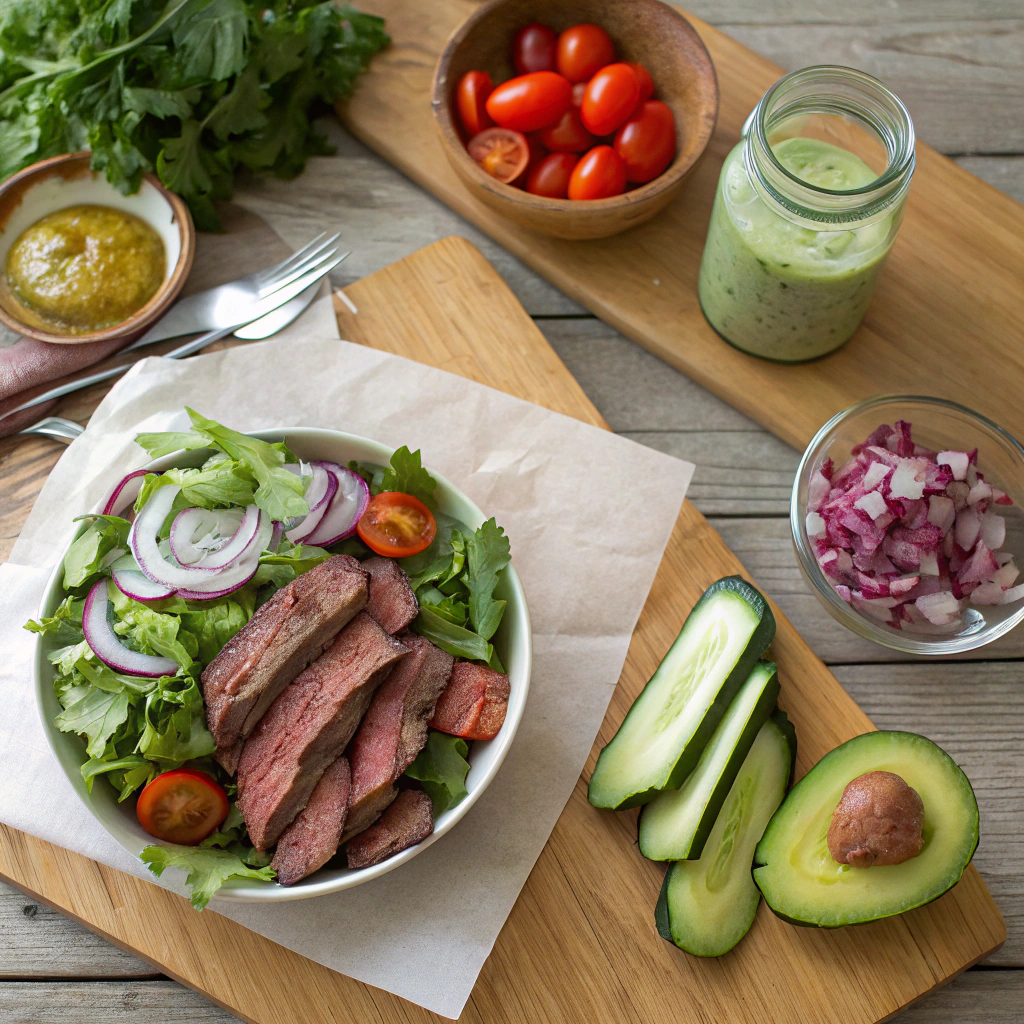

{"left": 130, "top": 231, "right": 342, "bottom": 348}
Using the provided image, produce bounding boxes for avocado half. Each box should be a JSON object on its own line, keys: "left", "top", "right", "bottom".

{"left": 752, "top": 731, "right": 979, "bottom": 928}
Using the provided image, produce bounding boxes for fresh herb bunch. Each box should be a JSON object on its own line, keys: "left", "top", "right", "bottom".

{"left": 0, "top": 0, "right": 388, "bottom": 229}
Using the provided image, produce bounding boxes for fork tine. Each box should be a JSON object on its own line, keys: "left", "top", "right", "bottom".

{"left": 257, "top": 232, "right": 340, "bottom": 293}
{"left": 259, "top": 247, "right": 349, "bottom": 299}
{"left": 253, "top": 231, "right": 329, "bottom": 284}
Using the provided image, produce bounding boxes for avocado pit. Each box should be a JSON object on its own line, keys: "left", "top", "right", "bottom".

{"left": 827, "top": 770, "right": 925, "bottom": 868}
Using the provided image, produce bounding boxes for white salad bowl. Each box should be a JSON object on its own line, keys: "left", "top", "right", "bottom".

{"left": 33, "top": 428, "right": 532, "bottom": 902}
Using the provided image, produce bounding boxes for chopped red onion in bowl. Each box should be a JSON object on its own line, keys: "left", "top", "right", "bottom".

{"left": 808, "top": 419, "right": 1021, "bottom": 634}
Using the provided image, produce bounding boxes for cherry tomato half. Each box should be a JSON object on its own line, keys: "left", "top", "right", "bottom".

{"left": 614, "top": 100, "right": 677, "bottom": 183}
{"left": 527, "top": 152, "right": 580, "bottom": 198}
{"left": 538, "top": 107, "right": 596, "bottom": 153}
{"left": 513, "top": 23, "right": 557, "bottom": 74}
{"left": 627, "top": 63, "right": 655, "bottom": 108}
{"left": 456, "top": 70, "right": 494, "bottom": 139}
{"left": 486, "top": 71, "right": 572, "bottom": 133}
{"left": 136, "top": 768, "right": 229, "bottom": 846}
{"left": 467, "top": 127, "right": 530, "bottom": 183}
{"left": 358, "top": 491, "right": 437, "bottom": 558}
{"left": 556, "top": 23, "right": 615, "bottom": 83}
{"left": 568, "top": 145, "right": 627, "bottom": 200}
{"left": 581, "top": 63, "right": 639, "bottom": 137}
{"left": 510, "top": 133, "right": 548, "bottom": 188}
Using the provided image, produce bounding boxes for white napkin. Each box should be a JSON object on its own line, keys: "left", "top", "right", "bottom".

{"left": 0, "top": 295, "right": 693, "bottom": 1019}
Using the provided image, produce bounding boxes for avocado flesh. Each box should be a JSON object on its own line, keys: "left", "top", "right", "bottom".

{"left": 753, "top": 731, "right": 979, "bottom": 928}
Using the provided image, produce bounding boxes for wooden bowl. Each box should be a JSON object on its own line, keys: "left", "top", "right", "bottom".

{"left": 0, "top": 152, "right": 194, "bottom": 345}
{"left": 431, "top": 0, "right": 718, "bottom": 240}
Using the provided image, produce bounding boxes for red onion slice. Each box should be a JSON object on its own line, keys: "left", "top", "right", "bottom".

{"left": 112, "top": 563, "right": 176, "bottom": 602}
{"left": 303, "top": 462, "right": 370, "bottom": 546}
{"left": 170, "top": 506, "right": 253, "bottom": 569}
{"left": 83, "top": 580, "right": 179, "bottom": 677}
{"left": 285, "top": 465, "right": 338, "bottom": 543}
{"left": 101, "top": 470, "right": 150, "bottom": 517}
{"left": 175, "top": 513, "right": 273, "bottom": 599}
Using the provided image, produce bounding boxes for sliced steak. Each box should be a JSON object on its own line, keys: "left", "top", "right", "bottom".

{"left": 342, "top": 633, "right": 454, "bottom": 841}
{"left": 271, "top": 756, "right": 351, "bottom": 886}
{"left": 363, "top": 557, "right": 418, "bottom": 634}
{"left": 202, "top": 554, "right": 369, "bottom": 771}
{"left": 237, "top": 613, "right": 408, "bottom": 850}
{"left": 345, "top": 789, "right": 434, "bottom": 870}
{"left": 430, "top": 661, "right": 511, "bottom": 741}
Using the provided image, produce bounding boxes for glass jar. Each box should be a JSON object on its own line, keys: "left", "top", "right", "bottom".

{"left": 698, "top": 66, "right": 916, "bottom": 362}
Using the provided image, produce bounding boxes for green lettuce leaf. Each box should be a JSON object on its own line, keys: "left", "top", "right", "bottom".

{"left": 380, "top": 446, "right": 437, "bottom": 504}
{"left": 141, "top": 843, "right": 275, "bottom": 911}
{"left": 404, "top": 731, "right": 471, "bottom": 814}
{"left": 62, "top": 514, "right": 130, "bottom": 588}
{"left": 133, "top": 430, "right": 210, "bottom": 459}
{"left": 464, "top": 519, "right": 510, "bottom": 641}
{"left": 412, "top": 606, "right": 496, "bottom": 666}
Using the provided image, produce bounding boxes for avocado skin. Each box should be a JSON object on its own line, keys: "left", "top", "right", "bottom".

{"left": 654, "top": 868, "right": 673, "bottom": 943}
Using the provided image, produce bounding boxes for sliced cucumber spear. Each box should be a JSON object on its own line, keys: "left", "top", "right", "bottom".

{"left": 588, "top": 577, "right": 775, "bottom": 810}
{"left": 655, "top": 711, "right": 796, "bottom": 957}
{"left": 639, "top": 660, "right": 780, "bottom": 861}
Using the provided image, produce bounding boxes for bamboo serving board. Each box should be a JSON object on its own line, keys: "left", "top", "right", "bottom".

{"left": 336, "top": 0, "right": 1024, "bottom": 454}
{"left": 0, "top": 236, "right": 1004, "bottom": 1024}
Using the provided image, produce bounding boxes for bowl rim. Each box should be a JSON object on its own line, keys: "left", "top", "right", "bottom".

{"left": 791, "top": 393, "right": 1024, "bottom": 655}
{"left": 33, "top": 426, "right": 532, "bottom": 902}
{"left": 0, "top": 151, "right": 195, "bottom": 346}
{"left": 430, "top": 0, "right": 719, "bottom": 214}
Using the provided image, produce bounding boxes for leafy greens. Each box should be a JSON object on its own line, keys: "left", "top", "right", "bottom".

{"left": 0, "top": 0, "right": 389, "bottom": 229}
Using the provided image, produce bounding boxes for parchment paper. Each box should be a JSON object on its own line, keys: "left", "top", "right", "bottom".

{"left": 0, "top": 296, "right": 692, "bottom": 1018}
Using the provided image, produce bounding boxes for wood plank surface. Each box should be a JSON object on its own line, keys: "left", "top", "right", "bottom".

{"left": 336, "top": 0, "right": 1024, "bottom": 454}
{"left": 0, "top": 236, "right": 1005, "bottom": 1024}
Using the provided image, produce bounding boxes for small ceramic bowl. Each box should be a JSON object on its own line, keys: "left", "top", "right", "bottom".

{"left": 431, "top": 0, "right": 718, "bottom": 240}
{"left": 34, "top": 428, "right": 532, "bottom": 903}
{"left": 0, "top": 152, "right": 194, "bottom": 346}
{"left": 792, "top": 395, "right": 1024, "bottom": 655}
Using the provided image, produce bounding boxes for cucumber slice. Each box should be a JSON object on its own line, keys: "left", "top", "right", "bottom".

{"left": 655, "top": 711, "right": 796, "bottom": 957}
{"left": 588, "top": 577, "right": 775, "bottom": 810}
{"left": 639, "top": 660, "right": 780, "bottom": 861}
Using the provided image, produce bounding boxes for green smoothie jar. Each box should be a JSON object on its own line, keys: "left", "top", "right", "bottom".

{"left": 698, "top": 66, "right": 916, "bottom": 362}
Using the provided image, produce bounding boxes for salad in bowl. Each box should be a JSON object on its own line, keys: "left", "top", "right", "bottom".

{"left": 28, "top": 410, "right": 530, "bottom": 907}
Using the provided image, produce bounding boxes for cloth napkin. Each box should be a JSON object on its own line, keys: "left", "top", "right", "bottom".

{"left": 0, "top": 205, "right": 292, "bottom": 435}
{"left": 0, "top": 299, "right": 693, "bottom": 1019}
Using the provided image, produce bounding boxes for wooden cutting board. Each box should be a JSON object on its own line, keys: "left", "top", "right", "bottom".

{"left": 0, "top": 237, "right": 1004, "bottom": 1024}
{"left": 336, "top": 0, "right": 1024, "bottom": 454}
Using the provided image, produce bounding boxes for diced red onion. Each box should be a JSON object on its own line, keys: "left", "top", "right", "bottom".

{"left": 937, "top": 451, "right": 969, "bottom": 481}
{"left": 83, "top": 580, "right": 178, "bottom": 677}
{"left": 303, "top": 462, "right": 370, "bottom": 546}
{"left": 101, "top": 470, "right": 150, "bottom": 517}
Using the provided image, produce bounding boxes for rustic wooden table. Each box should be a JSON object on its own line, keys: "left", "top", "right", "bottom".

{"left": 1, "top": 2, "right": 1021, "bottom": 1020}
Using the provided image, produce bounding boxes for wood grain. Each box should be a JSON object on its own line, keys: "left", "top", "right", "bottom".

{"left": 0, "top": 236, "right": 1005, "bottom": 1024}
{"left": 336, "top": 0, "right": 1024, "bottom": 453}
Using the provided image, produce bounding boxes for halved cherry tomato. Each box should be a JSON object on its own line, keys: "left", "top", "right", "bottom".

{"left": 510, "top": 133, "right": 548, "bottom": 188}
{"left": 581, "top": 63, "right": 639, "bottom": 136}
{"left": 486, "top": 71, "right": 572, "bottom": 133}
{"left": 556, "top": 24, "right": 615, "bottom": 83}
{"left": 627, "top": 63, "right": 655, "bottom": 108}
{"left": 358, "top": 491, "right": 437, "bottom": 558}
{"left": 527, "top": 152, "right": 580, "bottom": 198}
{"left": 136, "top": 768, "right": 229, "bottom": 846}
{"left": 513, "top": 23, "right": 557, "bottom": 74}
{"left": 456, "top": 70, "right": 494, "bottom": 139}
{"left": 614, "top": 100, "right": 677, "bottom": 183}
{"left": 538, "top": 107, "right": 596, "bottom": 153}
{"left": 568, "top": 145, "right": 627, "bottom": 200}
{"left": 468, "top": 127, "right": 530, "bottom": 183}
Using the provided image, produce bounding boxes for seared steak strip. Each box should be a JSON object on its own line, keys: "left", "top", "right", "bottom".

{"left": 343, "top": 633, "right": 454, "bottom": 841}
{"left": 363, "top": 556, "right": 418, "bottom": 634}
{"left": 237, "top": 613, "right": 407, "bottom": 850}
{"left": 346, "top": 789, "right": 434, "bottom": 870}
{"left": 202, "top": 555, "right": 369, "bottom": 772}
{"left": 430, "top": 661, "right": 511, "bottom": 741}
{"left": 271, "top": 756, "right": 351, "bottom": 886}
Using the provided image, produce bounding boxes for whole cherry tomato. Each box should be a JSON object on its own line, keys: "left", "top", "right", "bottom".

{"left": 468, "top": 127, "right": 530, "bottom": 184}
{"left": 510, "top": 133, "right": 548, "bottom": 188}
{"left": 556, "top": 24, "right": 615, "bottom": 83}
{"left": 538, "top": 107, "right": 596, "bottom": 153}
{"left": 581, "top": 63, "right": 639, "bottom": 136}
{"left": 456, "top": 70, "right": 494, "bottom": 138}
{"left": 513, "top": 23, "right": 557, "bottom": 74}
{"left": 627, "top": 63, "right": 655, "bottom": 109}
{"left": 486, "top": 71, "right": 572, "bottom": 133}
{"left": 527, "top": 152, "right": 580, "bottom": 198}
{"left": 572, "top": 81, "right": 587, "bottom": 107}
{"left": 568, "top": 145, "right": 627, "bottom": 200}
{"left": 614, "top": 100, "right": 677, "bottom": 183}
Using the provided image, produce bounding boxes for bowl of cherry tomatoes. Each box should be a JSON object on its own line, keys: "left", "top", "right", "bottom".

{"left": 431, "top": 0, "right": 718, "bottom": 240}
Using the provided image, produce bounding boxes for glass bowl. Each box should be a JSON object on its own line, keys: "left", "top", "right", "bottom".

{"left": 792, "top": 395, "right": 1024, "bottom": 655}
